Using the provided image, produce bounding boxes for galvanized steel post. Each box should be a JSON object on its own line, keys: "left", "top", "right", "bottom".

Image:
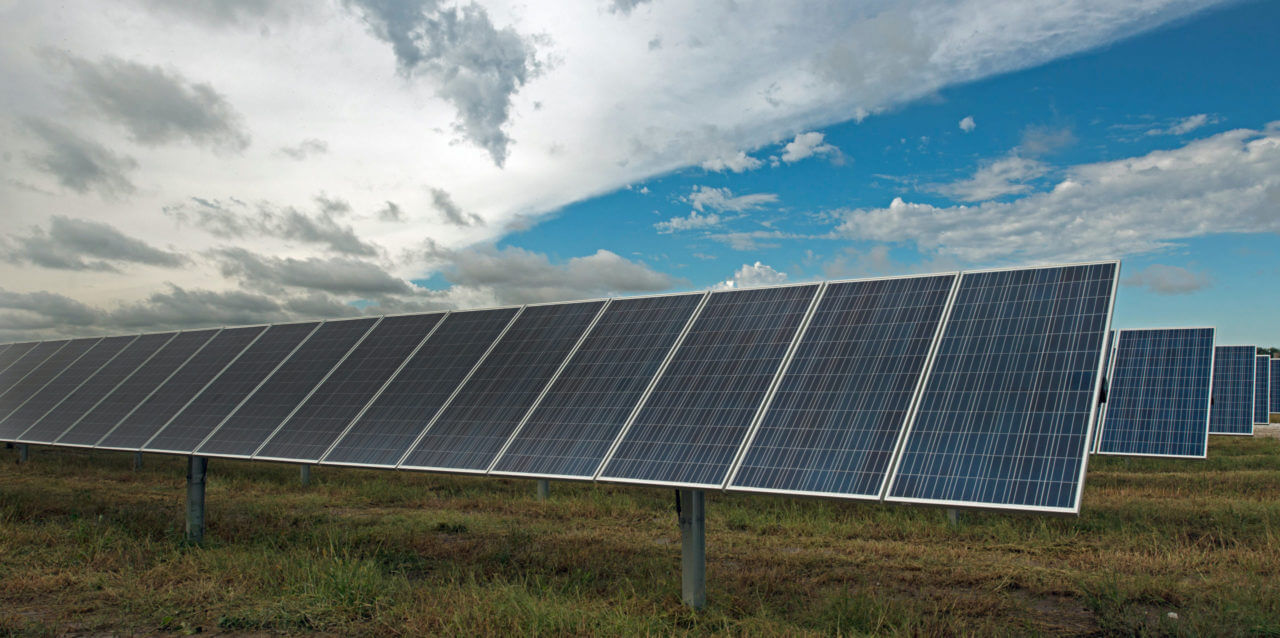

{"left": 186, "top": 456, "right": 207, "bottom": 544}
{"left": 17, "top": 444, "right": 29, "bottom": 464}
{"left": 678, "top": 489, "right": 706, "bottom": 609}
{"left": 133, "top": 451, "right": 143, "bottom": 471}
{"left": 535, "top": 479, "right": 549, "bottom": 501}
{"left": 300, "top": 465, "right": 311, "bottom": 486}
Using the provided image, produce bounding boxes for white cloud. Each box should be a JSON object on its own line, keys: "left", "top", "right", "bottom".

{"left": 687, "top": 185, "right": 778, "bottom": 212}
{"left": 833, "top": 123, "right": 1280, "bottom": 263}
{"left": 700, "top": 151, "right": 763, "bottom": 173}
{"left": 931, "top": 155, "right": 1048, "bottom": 202}
{"left": 714, "top": 261, "right": 787, "bottom": 290}
{"left": 1122, "top": 263, "right": 1211, "bottom": 295}
{"left": 654, "top": 210, "right": 723, "bottom": 234}
{"left": 1146, "top": 113, "right": 1215, "bottom": 136}
{"left": 959, "top": 115, "right": 975, "bottom": 132}
{"left": 777, "top": 131, "right": 839, "bottom": 163}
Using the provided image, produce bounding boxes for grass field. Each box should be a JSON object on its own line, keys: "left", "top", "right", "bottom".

{"left": 2, "top": 434, "right": 1279, "bottom": 637}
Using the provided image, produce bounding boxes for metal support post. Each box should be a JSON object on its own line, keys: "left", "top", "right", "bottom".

{"left": 133, "top": 451, "right": 143, "bottom": 471}
{"left": 946, "top": 508, "right": 959, "bottom": 526}
{"left": 17, "top": 444, "right": 29, "bottom": 464}
{"left": 678, "top": 489, "right": 706, "bottom": 609}
{"left": 300, "top": 465, "right": 311, "bottom": 486}
{"left": 186, "top": 456, "right": 207, "bottom": 544}
{"left": 535, "top": 479, "right": 549, "bottom": 501}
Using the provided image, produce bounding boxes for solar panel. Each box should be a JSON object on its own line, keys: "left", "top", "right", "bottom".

{"left": 489, "top": 293, "right": 706, "bottom": 479}
{"left": 55, "top": 330, "right": 221, "bottom": 447}
{"left": 598, "top": 284, "right": 821, "bottom": 488}
{"left": 727, "top": 274, "right": 957, "bottom": 499}
{"left": 399, "top": 300, "right": 607, "bottom": 473}
{"left": 1209, "top": 345, "right": 1255, "bottom": 435}
{"left": 97, "top": 326, "right": 267, "bottom": 451}
{"left": 143, "top": 322, "right": 319, "bottom": 454}
{"left": 0, "top": 342, "right": 39, "bottom": 376}
{"left": 0, "top": 340, "right": 70, "bottom": 397}
{"left": 1271, "top": 359, "right": 1279, "bottom": 415}
{"left": 0, "top": 337, "right": 101, "bottom": 420}
{"left": 321, "top": 307, "right": 519, "bottom": 468}
{"left": 194, "top": 318, "right": 377, "bottom": 458}
{"left": 1256, "top": 355, "right": 1270, "bottom": 425}
{"left": 1096, "top": 328, "right": 1214, "bottom": 458}
{"left": 0, "top": 336, "right": 138, "bottom": 441}
{"left": 16, "top": 333, "right": 178, "bottom": 444}
{"left": 254, "top": 313, "right": 445, "bottom": 463}
{"left": 885, "top": 262, "right": 1118, "bottom": 514}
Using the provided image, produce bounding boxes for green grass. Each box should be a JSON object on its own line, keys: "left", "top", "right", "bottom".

{"left": 1, "top": 436, "right": 1278, "bottom": 636}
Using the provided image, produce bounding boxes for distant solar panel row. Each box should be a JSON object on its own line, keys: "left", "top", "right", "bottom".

{"left": 1256, "top": 355, "right": 1271, "bottom": 425}
{"left": 1210, "top": 346, "right": 1255, "bottom": 436}
{"left": 1272, "top": 359, "right": 1280, "bottom": 415}
{"left": 0, "top": 262, "right": 1118, "bottom": 514}
{"left": 1096, "top": 328, "right": 1214, "bottom": 458}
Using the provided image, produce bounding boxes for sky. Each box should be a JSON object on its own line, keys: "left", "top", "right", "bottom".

{"left": 0, "top": 0, "right": 1277, "bottom": 346}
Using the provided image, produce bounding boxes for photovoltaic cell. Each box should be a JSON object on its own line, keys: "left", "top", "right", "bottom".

{"left": 16, "top": 332, "right": 177, "bottom": 444}
{"left": 1256, "top": 355, "right": 1270, "bottom": 425}
{"left": 97, "top": 326, "right": 267, "bottom": 451}
{"left": 0, "top": 340, "right": 69, "bottom": 397}
{"left": 886, "top": 262, "right": 1118, "bottom": 514}
{"left": 399, "top": 301, "right": 606, "bottom": 472}
{"left": 1090, "top": 330, "right": 1116, "bottom": 454}
{"left": 0, "top": 337, "right": 101, "bottom": 420}
{"left": 254, "top": 313, "right": 444, "bottom": 462}
{"left": 0, "top": 342, "right": 39, "bottom": 376}
{"left": 728, "top": 274, "right": 956, "bottom": 499}
{"left": 195, "top": 318, "right": 377, "bottom": 458}
{"left": 1096, "top": 328, "right": 1213, "bottom": 458}
{"left": 144, "top": 322, "right": 319, "bottom": 454}
{"left": 56, "top": 330, "right": 220, "bottom": 447}
{"left": 599, "top": 284, "right": 820, "bottom": 488}
{"left": 1271, "top": 359, "right": 1279, "bottom": 414}
{"left": 0, "top": 336, "right": 137, "bottom": 441}
{"left": 321, "top": 307, "right": 518, "bottom": 468}
{"left": 490, "top": 293, "right": 705, "bottom": 479}
{"left": 1209, "top": 345, "right": 1255, "bottom": 435}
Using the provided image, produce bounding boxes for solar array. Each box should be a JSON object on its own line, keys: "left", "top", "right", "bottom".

{"left": 1257, "top": 355, "right": 1271, "bottom": 425}
{"left": 1272, "top": 359, "right": 1279, "bottom": 415}
{"left": 1209, "top": 346, "right": 1256, "bottom": 436}
{"left": 1095, "top": 328, "right": 1214, "bottom": 458}
{"left": 0, "top": 262, "right": 1119, "bottom": 514}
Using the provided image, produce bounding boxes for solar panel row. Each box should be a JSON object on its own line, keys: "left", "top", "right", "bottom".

{"left": 1256, "top": 355, "right": 1271, "bottom": 425}
{"left": 1210, "top": 345, "right": 1255, "bottom": 436}
{"left": 0, "top": 261, "right": 1119, "bottom": 514}
{"left": 1271, "top": 359, "right": 1279, "bottom": 415}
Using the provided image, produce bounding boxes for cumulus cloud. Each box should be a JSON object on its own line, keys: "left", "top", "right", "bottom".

{"left": 22, "top": 118, "right": 137, "bottom": 197}
{"left": 3, "top": 216, "right": 186, "bottom": 272}
{"left": 931, "top": 155, "right": 1049, "bottom": 202}
{"left": 138, "top": 0, "right": 299, "bottom": 28}
{"left": 1122, "top": 263, "right": 1211, "bottom": 295}
{"left": 378, "top": 201, "right": 405, "bottom": 222}
{"left": 776, "top": 131, "right": 841, "bottom": 164}
{"left": 54, "top": 54, "right": 251, "bottom": 151}
{"left": 165, "top": 196, "right": 379, "bottom": 256}
{"left": 608, "top": 0, "right": 652, "bottom": 15}
{"left": 212, "top": 247, "right": 414, "bottom": 296}
{"left": 701, "top": 151, "right": 763, "bottom": 173}
{"left": 654, "top": 210, "right": 722, "bottom": 234}
{"left": 345, "top": 0, "right": 541, "bottom": 167}
{"left": 430, "top": 187, "right": 483, "bottom": 226}
{"left": 279, "top": 138, "right": 329, "bottom": 160}
{"left": 687, "top": 185, "right": 778, "bottom": 212}
{"left": 713, "top": 261, "right": 787, "bottom": 290}
{"left": 831, "top": 124, "right": 1280, "bottom": 263}
{"left": 959, "top": 116, "right": 976, "bottom": 133}
{"left": 0, "top": 288, "right": 101, "bottom": 334}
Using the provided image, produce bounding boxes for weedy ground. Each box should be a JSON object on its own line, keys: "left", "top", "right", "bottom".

{"left": 1, "top": 433, "right": 1278, "bottom": 637}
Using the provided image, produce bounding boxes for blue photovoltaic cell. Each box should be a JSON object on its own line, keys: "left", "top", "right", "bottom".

{"left": 97, "top": 326, "right": 267, "bottom": 451}
{"left": 195, "top": 318, "right": 377, "bottom": 458}
{"left": 1209, "top": 345, "right": 1255, "bottom": 435}
{"left": 1271, "top": 359, "right": 1279, "bottom": 414}
{"left": 254, "top": 313, "right": 444, "bottom": 462}
{"left": 321, "top": 307, "right": 518, "bottom": 468}
{"left": 0, "top": 336, "right": 137, "bottom": 441}
{"left": 400, "top": 301, "right": 606, "bottom": 472}
{"left": 1090, "top": 330, "right": 1116, "bottom": 454}
{"left": 886, "top": 262, "right": 1117, "bottom": 513}
{"left": 490, "top": 293, "right": 705, "bottom": 479}
{"left": 600, "top": 284, "right": 820, "bottom": 488}
{"left": 729, "top": 274, "right": 956, "bottom": 498}
{"left": 0, "top": 337, "right": 101, "bottom": 421}
{"left": 55, "top": 330, "right": 220, "bottom": 447}
{"left": 17, "top": 333, "right": 177, "bottom": 444}
{"left": 144, "top": 322, "right": 319, "bottom": 454}
{"left": 1097, "top": 328, "right": 1213, "bottom": 458}
{"left": 1256, "top": 355, "right": 1270, "bottom": 425}
{"left": 0, "top": 340, "right": 69, "bottom": 397}
{"left": 0, "top": 342, "right": 39, "bottom": 376}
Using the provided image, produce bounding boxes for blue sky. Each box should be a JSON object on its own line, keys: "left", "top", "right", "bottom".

{"left": 0, "top": 0, "right": 1276, "bottom": 347}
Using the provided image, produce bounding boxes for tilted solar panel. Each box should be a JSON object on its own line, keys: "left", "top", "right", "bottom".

{"left": 321, "top": 307, "right": 519, "bottom": 468}
{"left": 599, "top": 283, "right": 821, "bottom": 489}
{"left": 16, "top": 332, "right": 177, "bottom": 444}
{"left": 56, "top": 330, "right": 221, "bottom": 447}
{"left": 1090, "top": 330, "right": 1116, "bottom": 454}
{"left": 195, "top": 318, "right": 377, "bottom": 458}
{"left": 1096, "top": 328, "right": 1214, "bottom": 458}
{"left": 0, "top": 342, "right": 40, "bottom": 377}
{"left": 1256, "top": 355, "right": 1270, "bottom": 425}
{"left": 0, "top": 337, "right": 101, "bottom": 421}
{"left": 885, "top": 262, "right": 1118, "bottom": 514}
{"left": 255, "top": 313, "right": 445, "bottom": 463}
{"left": 143, "top": 322, "right": 319, "bottom": 454}
{"left": 97, "top": 326, "right": 267, "bottom": 451}
{"left": 727, "top": 274, "right": 957, "bottom": 499}
{"left": 399, "top": 300, "right": 607, "bottom": 473}
{"left": 1209, "top": 345, "right": 1255, "bottom": 435}
{"left": 0, "top": 340, "right": 70, "bottom": 397}
{"left": 0, "top": 336, "right": 138, "bottom": 441}
{"left": 1271, "top": 359, "right": 1279, "bottom": 415}
{"left": 489, "top": 292, "right": 706, "bottom": 479}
